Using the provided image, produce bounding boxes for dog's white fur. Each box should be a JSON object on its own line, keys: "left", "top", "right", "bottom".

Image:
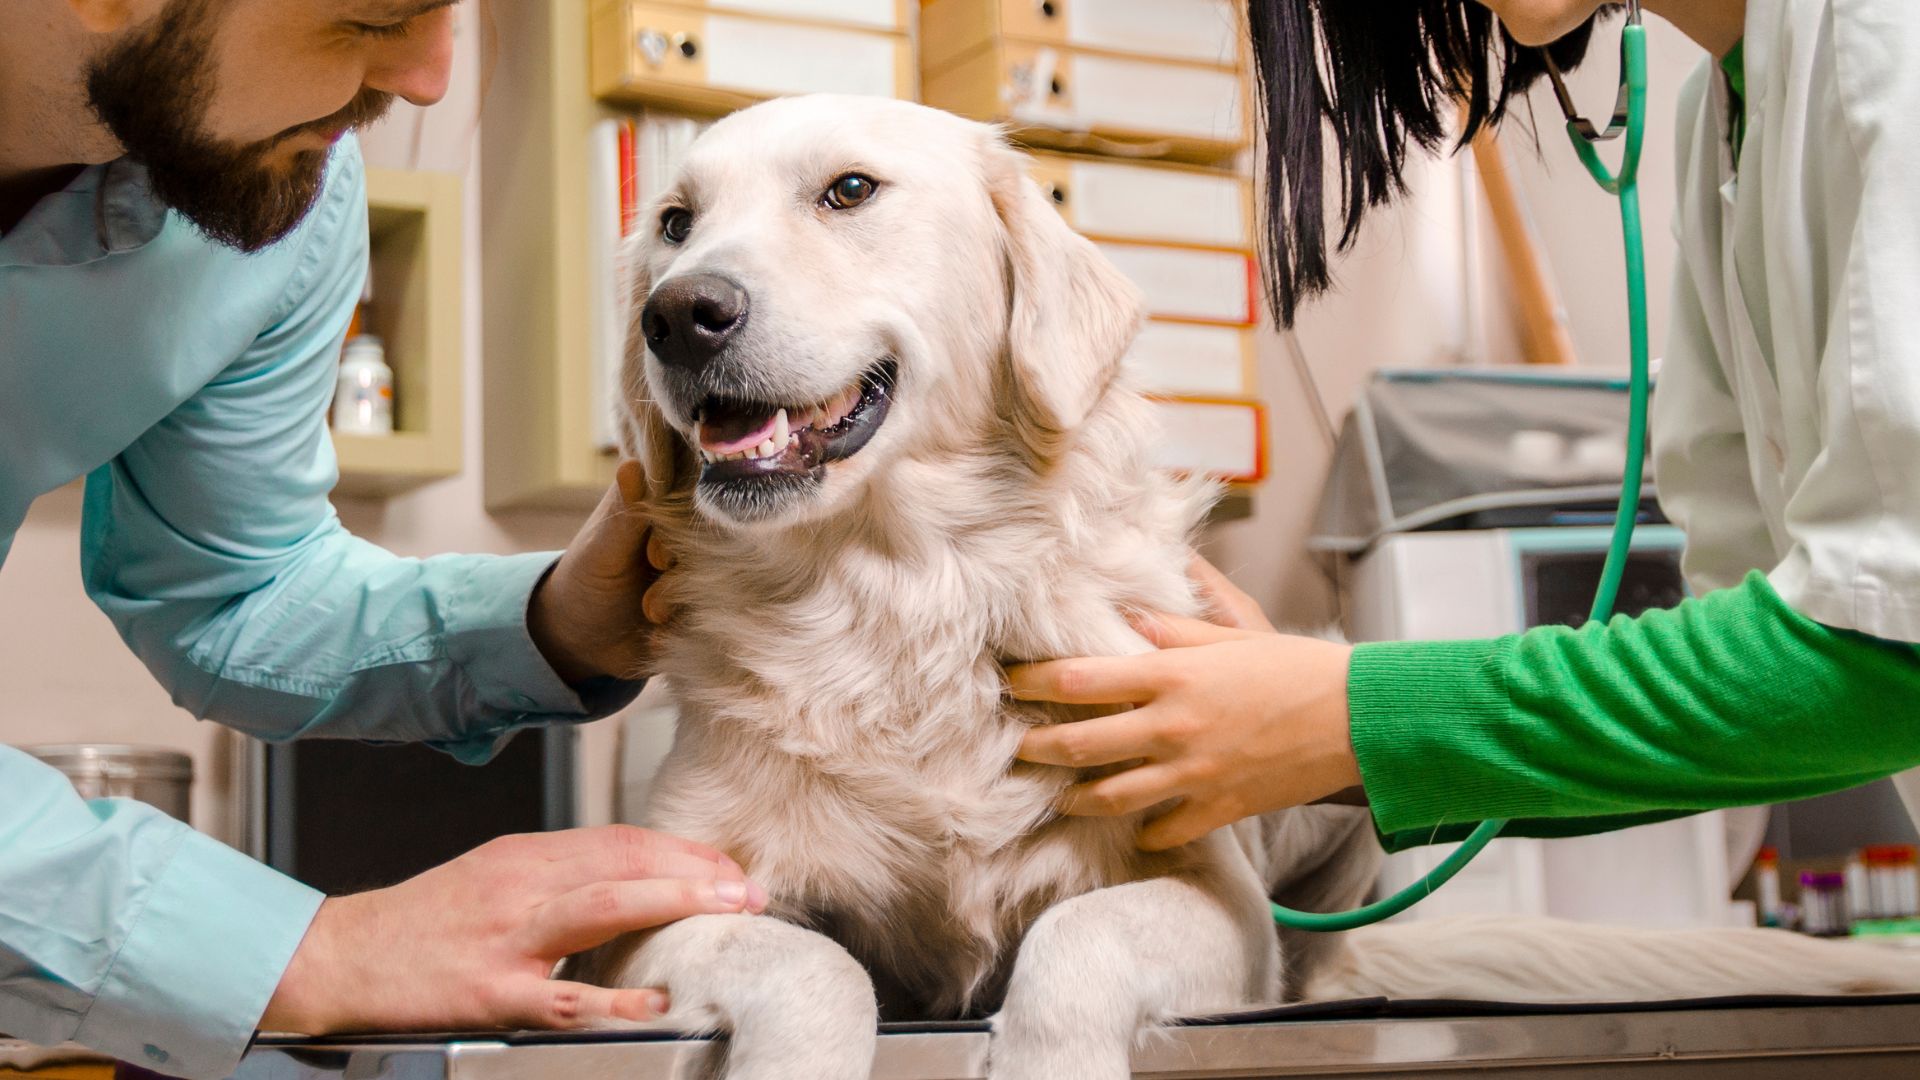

{"left": 568, "top": 95, "right": 1920, "bottom": 1080}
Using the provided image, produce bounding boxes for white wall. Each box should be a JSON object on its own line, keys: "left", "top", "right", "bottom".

{"left": 0, "top": 11, "right": 1707, "bottom": 841}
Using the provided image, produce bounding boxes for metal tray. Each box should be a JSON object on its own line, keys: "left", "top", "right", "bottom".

{"left": 235, "top": 996, "right": 1920, "bottom": 1078}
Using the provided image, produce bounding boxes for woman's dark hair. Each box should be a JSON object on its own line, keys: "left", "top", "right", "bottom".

{"left": 1248, "top": 2, "right": 1614, "bottom": 326}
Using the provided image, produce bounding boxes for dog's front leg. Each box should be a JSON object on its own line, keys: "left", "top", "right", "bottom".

{"left": 589, "top": 913, "right": 878, "bottom": 1080}
{"left": 987, "top": 860, "right": 1276, "bottom": 1080}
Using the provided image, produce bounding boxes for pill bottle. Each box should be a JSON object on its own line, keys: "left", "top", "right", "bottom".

{"left": 1846, "top": 850, "right": 1872, "bottom": 920}
{"left": 1755, "top": 846, "right": 1784, "bottom": 927}
{"left": 1798, "top": 872, "right": 1850, "bottom": 937}
{"left": 334, "top": 335, "right": 394, "bottom": 436}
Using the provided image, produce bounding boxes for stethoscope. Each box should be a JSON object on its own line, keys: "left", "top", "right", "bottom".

{"left": 1271, "top": 2, "right": 1652, "bottom": 933}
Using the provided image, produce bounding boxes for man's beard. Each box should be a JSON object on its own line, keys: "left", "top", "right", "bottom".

{"left": 84, "top": 1, "right": 394, "bottom": 253}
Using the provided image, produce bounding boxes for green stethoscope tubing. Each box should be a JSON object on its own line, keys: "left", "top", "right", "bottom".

{"left": 1269, "top": 21, "right": 1652, "bottom": 934}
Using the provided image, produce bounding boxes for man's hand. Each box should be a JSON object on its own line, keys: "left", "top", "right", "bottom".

{"left": 1010, "top": 615, "right": 1360, "bottom": 852}
{"left": 528, "top": 461, "right": 677, "bottom": 685}
{"left": 261, "top": 826, "right": 766, "bottom": 1034}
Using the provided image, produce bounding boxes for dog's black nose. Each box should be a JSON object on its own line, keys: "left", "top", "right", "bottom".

{"left": 642, "top": 273, "right": 749, "bottom": 372}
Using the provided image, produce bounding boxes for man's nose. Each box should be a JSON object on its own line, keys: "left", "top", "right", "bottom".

{"left": 364, "top": 9, "right": 457, "bottom": 107}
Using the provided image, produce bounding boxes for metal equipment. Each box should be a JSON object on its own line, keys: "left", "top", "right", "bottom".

{"left": 228, "top": 999, "right": 1920, "bottom": 1079}
{"left": 22, "top": 743, "right": 193, "bottom": 824}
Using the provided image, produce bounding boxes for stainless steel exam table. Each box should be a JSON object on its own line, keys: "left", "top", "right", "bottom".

{"left": 228, "top": 996, "right": 1920, "bottom": 1079}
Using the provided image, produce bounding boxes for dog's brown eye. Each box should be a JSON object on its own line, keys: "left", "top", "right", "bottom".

{"left": 823, "top": 174, "right": 877, "bottom": 210}
{"left": 662, "top": 207, "right": 694, "bottom": 244}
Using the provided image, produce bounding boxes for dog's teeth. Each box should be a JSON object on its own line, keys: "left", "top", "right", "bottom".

{"left": 757, "top": 437, "right": 778, "bottom": 458}
{"left": 774, "top": 408, "right": 789, "bottom": 446}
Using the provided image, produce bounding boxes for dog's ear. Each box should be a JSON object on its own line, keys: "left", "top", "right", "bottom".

{"left": 616, "top": 242, "right": 696, "bottom": 507}
{"left": 986, "top": 140, "right": 1145, "bottom": 464}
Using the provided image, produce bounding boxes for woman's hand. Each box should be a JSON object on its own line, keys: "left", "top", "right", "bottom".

{"left": 263, "top": 826, "right": 765, "bottom": 1034}
{"left": 1187, "top": 553, "right": 1276, "bottom": 633}
{"left": 527, "top": 460, "right": 678, "bottom": 685}
{"left": 1011, "top": 613, "right": 1361, "bottom": 852}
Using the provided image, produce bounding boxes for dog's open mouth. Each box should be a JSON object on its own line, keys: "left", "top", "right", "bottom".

{"left": 692, "top": 360, "right": 896, "bottom": 484}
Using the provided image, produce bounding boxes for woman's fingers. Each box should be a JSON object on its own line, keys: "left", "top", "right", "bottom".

{"left": 1138, "top": 799, "right": 1235, "bottom": 852}
{"left": 526, "top": 878, "right": 760, "bottom": 957}
{"left": 1057, "top": 763, "right": 1185, "bottom": 817}
{"left": 1188, "top": 554, "right": 1274, "bottom": 632}
{"left": 1130, "top": 612, "right": 1250, "bottom": 650}
{"left": 506, "top": 977, "right": 671, "bottom": 1028}
{"left": 1018, "top": 708, "right": 1166, "bottom": 768}
{"left": 1007, "top": 655, "right": 1169, "bottom": 705}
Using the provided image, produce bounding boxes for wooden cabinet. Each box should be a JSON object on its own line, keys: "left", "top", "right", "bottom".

{"left": 921, "top": 0, "right": 1239, "bottom": 71}
{"left": 921, "top": 0, "right": 1247, "bottom": 164}
{"left": 591, "top": 1, "right": 917, "bottom": 113}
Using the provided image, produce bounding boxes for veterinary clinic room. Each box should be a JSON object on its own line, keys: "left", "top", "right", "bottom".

{"left": 12, "top": 0, "right": 1920, "bottom": 1076}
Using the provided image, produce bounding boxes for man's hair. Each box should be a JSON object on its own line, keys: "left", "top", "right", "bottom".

{"left": 1247, "top": 1, "right": 1615, "bottom": 326}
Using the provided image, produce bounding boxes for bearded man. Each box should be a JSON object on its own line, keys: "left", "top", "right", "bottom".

{"left": 0, "top": 4, "right": 763, "bottom": 1077}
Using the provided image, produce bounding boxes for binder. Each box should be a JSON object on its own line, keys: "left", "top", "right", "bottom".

{"left": 589, "top": 114, "right": 711, "bottom": 451}
{"left": 921, "top": 0, "right": 1241, "bottom": 72}
{"left": 593, "top": 2, "right": 916, "bottom": 112}
{"left": 1146, "top": 395, "right": 1268, "bottom": 484}
{"left": 1029, "top": 152, "right": 1251, "bottom": 250}
{"left": 1124, "top": 321, "right": 1256, "bottom": 396}
{"left": 1095, "top": 241, "right": 1257, "bottom": 325}
{"left": 923, "top": 40, "right": 1247, "bottom": 163}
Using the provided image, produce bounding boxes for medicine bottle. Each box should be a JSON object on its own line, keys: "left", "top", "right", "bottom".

{"left": 334, "top": 335, "right": 395, "bottom": 436}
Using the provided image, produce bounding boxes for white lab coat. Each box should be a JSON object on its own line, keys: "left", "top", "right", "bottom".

{"left": 1648, "top": 0, "right": 1920, "bottom": 824}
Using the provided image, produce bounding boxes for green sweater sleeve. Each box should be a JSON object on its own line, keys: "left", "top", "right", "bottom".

{"left": 1349, "top": 571, "right": 1920, "bottom": 853}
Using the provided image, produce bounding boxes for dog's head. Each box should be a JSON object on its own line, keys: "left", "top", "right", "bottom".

{"left": 621, "top": 95, "right": 1144, "bottom": 529}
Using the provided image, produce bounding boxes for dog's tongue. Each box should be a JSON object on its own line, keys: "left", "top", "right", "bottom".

{"left": 697, "top": 407, "right": 780, "bottom": 455}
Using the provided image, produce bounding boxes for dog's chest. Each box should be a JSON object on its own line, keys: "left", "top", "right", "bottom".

{"left": 649, "top": 647, "right": 1129, "bottom": 1012}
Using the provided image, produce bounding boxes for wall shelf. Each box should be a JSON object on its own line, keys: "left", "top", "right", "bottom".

{"left": 479, "top": 0, "right": 623, "bottom": 511}
{"left": 333, "top": 167, "right": 465, "bottom": 498}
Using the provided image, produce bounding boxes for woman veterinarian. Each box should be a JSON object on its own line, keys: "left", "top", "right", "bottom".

{"left": 1017, "top": 0, "right": 1920, "bottom": 855}
{"left": 1, "top": 2, "right": 760, "bottom": 1076}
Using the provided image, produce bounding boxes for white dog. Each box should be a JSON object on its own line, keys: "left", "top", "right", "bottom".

{"left": 568, "top": 95, "right": 1920, "bottom": 1080}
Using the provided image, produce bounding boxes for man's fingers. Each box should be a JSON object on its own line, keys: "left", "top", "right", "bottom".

{"left": 1018, "top": 709, "right": 1168, "bottom": 768}
{"left": 527, "top": 878, "right": 761, "bottom": 957}
{"left": 1007, "top": 655, "right": 1168, "bottom": 705}
{"left": 551, "top": 846, "right": 743, "bottom": 893}
{"left": 1057, "top": 763, "right": 1184, "bottom": 818}
{"left": 1131, "top": 612, "right": 1248, "bottom": 651}
{"left": 507, "top": 977, "right": 671, "bottom": 1029}
{"left": 517, "top": 825, "right": 736, "bottom": 873}
{"left": 616, "top": 459, "right": 646, "bottom": 507}
{"left": 1137, "top": 799, "right": 1232, "bottom": 852}
{"left": 1188, "top": 555, "right": 1274, "bottom": 632}
{"left": 645, "top": 529, "right": 676, "bottom": 573}
{"left": 642, "top": 577, "right": 677, "bottom": 625}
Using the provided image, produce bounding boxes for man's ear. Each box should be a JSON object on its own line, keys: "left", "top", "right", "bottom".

{"left": 985, "top": 138, "right": 1145, "bottom": 466}
{"left": 616, "top": 241, "right": 696, "bottom": 508}
{"left": 64, "top": 0, "right": 144, "bottom": 34}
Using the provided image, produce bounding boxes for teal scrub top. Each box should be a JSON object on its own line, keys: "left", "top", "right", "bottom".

{"left": 0, "top": 138, "right": 632, "bottom": 1077}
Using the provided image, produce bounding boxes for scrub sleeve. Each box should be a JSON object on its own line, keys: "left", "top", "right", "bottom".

{"left": 1348, "top": 573, "right": 1920, "bottom": 853}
